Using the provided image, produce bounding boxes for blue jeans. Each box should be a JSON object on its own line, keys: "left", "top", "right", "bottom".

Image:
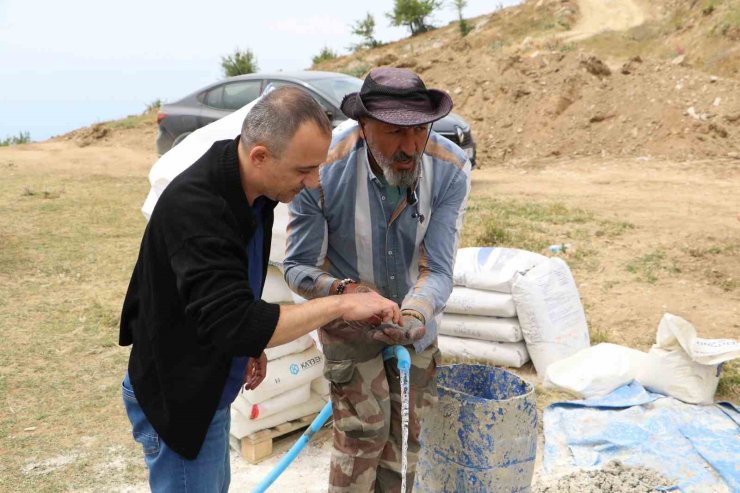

{"left": 122, "top": 374, "right": 231, "bottom": 492}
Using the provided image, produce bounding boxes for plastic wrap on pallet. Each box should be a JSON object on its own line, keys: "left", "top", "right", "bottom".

{"left": 232, "top": 384, "right": 311, "bottom": 421}
{"left": 453, "top": 247, "right": 546, "bottom": 293}
{"left": 445, "top": 287, "right": 516, "bottom": 317}
{"left": 263, "top": 334, "right": 314, "bottom": 361}
{"left": 241, "top": 346, "right": 324, "bottom": 404}
{"left": 439, "top": 313, "right": 523, "bottom": 343}
{"left": 438, "top": 335, "right": 530, "bottom": 368}
{"left": 230, "top": 391, "right": 329, "bottom": 440}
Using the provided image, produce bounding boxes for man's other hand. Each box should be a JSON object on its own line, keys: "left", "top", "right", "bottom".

{"left": 243, "top": 352, "right": 267, "bottom": 390}
{"left": 369, "top": 312, "right": 426, "bottom": 345}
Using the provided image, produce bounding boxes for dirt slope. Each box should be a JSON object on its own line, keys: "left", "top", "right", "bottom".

{"left": 561, "top": 0, "right": 647, "bottom": 42}
{"left": 317, "top": 0, "right": 740, "bottom": 167}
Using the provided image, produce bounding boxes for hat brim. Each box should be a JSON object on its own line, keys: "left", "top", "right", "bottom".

{"left": 340, "top": 89, "right": 453, "bottom": 127}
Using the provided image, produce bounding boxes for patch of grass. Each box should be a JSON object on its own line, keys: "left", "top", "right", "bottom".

{"left": 340, "top": 62, "right": 371, "bottom": 78}
{"left": 625, "top": 250, "right": 680, "bottom": 283}
{"left": 104, "top": 110, "right": 155, "bottom": 131}
{"left": 716, "top": 359, "right": 739, "bottom": 402}
{"left": 0, "top": 169, "right": 149, "bottom": 490}
{"left": 21, "top": 186, "right": 64, "bottom": 199}
{"left": 589, "top": 327, "right": 611, "bottom": 345}
{"left": 461, "top": 197, "right": 636, "bottom": 275}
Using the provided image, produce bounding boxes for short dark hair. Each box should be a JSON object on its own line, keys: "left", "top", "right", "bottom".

{"left": 241, "top": 86, "right": 332, "bottom": 158}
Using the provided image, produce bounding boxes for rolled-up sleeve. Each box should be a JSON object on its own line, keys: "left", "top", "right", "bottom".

{"left": 283, "top": 187, "right": 337, "bottom": 299}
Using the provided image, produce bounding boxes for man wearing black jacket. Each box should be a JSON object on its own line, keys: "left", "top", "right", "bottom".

{"left": 119, "top": 87, "right": 401, "bottom": 492}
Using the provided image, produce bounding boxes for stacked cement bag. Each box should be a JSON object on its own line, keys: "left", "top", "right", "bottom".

{"left": 439, "top": 247, "right": 546, "bottom": 368}
{"left": 230, "top": 337, "right": 331, "bottom": 440}
{"left": 512, "top": 256, "right": 590, "bottom": 377}
{"left": 231, "top": 204, "right": 332, "bottom": 440}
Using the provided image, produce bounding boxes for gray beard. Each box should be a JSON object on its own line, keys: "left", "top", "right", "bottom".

{"left": 368, "top": 142, "right": 422, "bottom": 189}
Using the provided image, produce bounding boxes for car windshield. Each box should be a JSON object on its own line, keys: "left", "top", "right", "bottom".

{"left": 310, "top": 76, "right": 364, "bottom": 105}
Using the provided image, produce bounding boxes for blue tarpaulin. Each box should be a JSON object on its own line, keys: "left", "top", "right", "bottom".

{"left": 544, "top": 382, "right": 740, "bottom": 492}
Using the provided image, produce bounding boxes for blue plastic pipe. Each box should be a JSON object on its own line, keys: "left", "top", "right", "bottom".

{"left": 382, "top": 344, "right": 411, "bottom": 371}
{"left": 250, "top": 345, "right": 411, "bottom": 493}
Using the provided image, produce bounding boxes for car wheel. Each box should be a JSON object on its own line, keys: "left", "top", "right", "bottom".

{"left": 172, "top": 132, "right": 192, "bottom": 149}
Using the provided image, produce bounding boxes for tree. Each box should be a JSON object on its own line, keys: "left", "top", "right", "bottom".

{"left": 221, "top": 48, "right": 258, "bottom": 77}
{"left": 350, "top": 12, "right": 382, "bottom": 51}
{"left": 387, "top": 0, "right": 442, "bottom": 36}
{"left": 453, "top": 0, "right": 472, "bottom": 36}
{"left": 312, "top": 46, "right": 338, "bottom": 66}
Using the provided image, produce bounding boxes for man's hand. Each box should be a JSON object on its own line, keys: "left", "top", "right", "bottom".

{"left": 369, "top": 312, "right": 426, "bottom": 345}
{"left": 343, "top": 283, "right": 383, "bottom": 325}
{"left": 243, "top": 352, "right": 267, "bottom": 391}
{"left": 339, "top": 291, "right": 402, "bottom": 325}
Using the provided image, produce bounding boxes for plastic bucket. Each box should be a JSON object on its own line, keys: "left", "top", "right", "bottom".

{"left": 414, "top": 364, "right": 537, "bottom": 492}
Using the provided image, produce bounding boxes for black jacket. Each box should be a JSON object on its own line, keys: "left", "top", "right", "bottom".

{"left": 119, "top": 137, "right": 280, "bottom": 459}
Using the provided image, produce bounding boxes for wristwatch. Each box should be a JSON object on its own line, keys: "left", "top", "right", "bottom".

{"left": 335, "top": 278, "right": 356, "bottom": 295}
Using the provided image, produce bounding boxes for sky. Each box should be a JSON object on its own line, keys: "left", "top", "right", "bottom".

{"left": 1, "top": 0, "right": 519, "bottom": 141}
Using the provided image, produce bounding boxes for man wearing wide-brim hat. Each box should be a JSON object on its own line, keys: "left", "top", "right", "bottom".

{"left": 285, "top": 67, "right": 472, "bottom": 491}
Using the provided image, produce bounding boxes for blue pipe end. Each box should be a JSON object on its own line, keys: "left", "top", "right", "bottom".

{"left": 382, "top": 345, "right": 411, "bottom": 372}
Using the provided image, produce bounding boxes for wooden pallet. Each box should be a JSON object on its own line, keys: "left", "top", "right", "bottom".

{"left": 233, "top": 412, "right": 329, "bottom": 464}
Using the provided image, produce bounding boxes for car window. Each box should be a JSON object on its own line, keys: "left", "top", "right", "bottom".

{"left": 266, "top": 81, "right": 327, "bottom": 109}
{"left": 222, "top": 80, "right": 262, "bottom": 110}
{"left": 310, "top": 77, "right": 363, "bottom": 104}
{"left": 204, "top": 86, "right": 224, "bottom": 108}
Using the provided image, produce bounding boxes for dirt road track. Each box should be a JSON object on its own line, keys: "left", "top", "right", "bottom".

{"left": 561, "top": 0, "right": 647, "bottom": 42}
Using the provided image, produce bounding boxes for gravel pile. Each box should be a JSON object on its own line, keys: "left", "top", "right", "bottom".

{"left": 532, "top": 460, "right": 674, "bottom": 493}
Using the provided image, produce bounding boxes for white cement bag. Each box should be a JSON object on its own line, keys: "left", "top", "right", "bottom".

{"left": 638, "top": 348, "right": 722, "bottom": 405}
{"left": 636, "top": 313, "right": 739, "bottom": 404}
{"left": 653, "top": 313, "right": 740, "bottom": 365}
{"left": 438, "top": 335, "right": 530, "bottom": 368}
{"left": 439, "top": 313, "right": 523, "bottom": 343}
{"left": 445, "top": 287, "right": 516, "bottom": 317}
{"left": 261, "top": 264, "right": 295, "bottom": 303}
{"left": 233, "top": 384, "right": 311, "bottom": 421}
{"left": 241, "top": 346, "right": 324, "bottom": 404}
{"left": 511, "top": 258, "right": 590, "bottom": 377}
{"left": 311, "top": 376, "right": 331, "bottom": 397}
{"left": 270, "top": 203, "right": 290, "bottom": 264}
{"left": 454, "top": 247, "right": 546, "bottom": 293}
{"left": 263, "top": 334, "right": 314, "bottom": 361}
{"left": 544, "top": 343, "right": 649, "bottom": 398}
{"left": 142, "top": 99, "right": 259, "bottom": 220}
{"left": 230, "top": 392, "right": 328, "bottom": 439}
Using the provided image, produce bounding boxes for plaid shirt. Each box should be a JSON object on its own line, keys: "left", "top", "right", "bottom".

{"left": 283, "top": 123, "right": 471, "bottom": 352}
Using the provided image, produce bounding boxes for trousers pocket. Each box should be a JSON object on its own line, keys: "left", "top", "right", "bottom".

{"left": 134, "top": 431, "right": 159, "bottom": 456}
{"left": 323, "top": 359, "right": 356, "bottom": 384}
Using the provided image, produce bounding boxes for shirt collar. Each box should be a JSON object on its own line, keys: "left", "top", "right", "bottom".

{"left": 215, "top": 137, "right": 277, "bottom": 234}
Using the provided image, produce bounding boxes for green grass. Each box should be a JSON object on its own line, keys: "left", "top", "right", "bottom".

{"left": 0, "top": 168, "right": 149, "bottom": 491}
{"left": 717, "top": 360, "right": 739, "bottom": 402}
{"left": 104, "top": 111, "right": 154, "bottom": 130}
{"left": 460, "top": 197, "right": 634, "bottom": 272}
{"left": 625, "top": 250, "right": 681, "bottom": 283}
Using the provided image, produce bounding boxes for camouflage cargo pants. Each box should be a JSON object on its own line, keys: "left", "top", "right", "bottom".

{"left": 320, "top": 319, "right": 441, "bottom": 493}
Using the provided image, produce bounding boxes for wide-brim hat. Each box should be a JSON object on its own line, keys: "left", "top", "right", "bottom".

{"left": 340, "top": 67, "right": 453, "bottom": 127}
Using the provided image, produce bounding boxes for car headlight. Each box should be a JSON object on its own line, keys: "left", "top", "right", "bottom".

{"left": 455, "top": 126, "right": 465, "bottom": 143}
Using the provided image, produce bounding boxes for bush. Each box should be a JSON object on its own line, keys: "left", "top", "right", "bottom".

{"left": 312, "top": 46, "right": 338, "bottom": 66}
{"left": 453, "top": 0, "right": 472, "bottom": 37}
{"left": 0, "top": 131, "right": 31, "bottom": 146}
{"left": 221, "top": 48, "right": 258, "bottom": 77}
{"left": 387, "top": 0, "right": 442, "bottom": 36}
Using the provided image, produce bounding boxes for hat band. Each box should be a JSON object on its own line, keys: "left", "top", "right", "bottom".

{"left": 361, "top": 91, "right": 434, "bottom": 114}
